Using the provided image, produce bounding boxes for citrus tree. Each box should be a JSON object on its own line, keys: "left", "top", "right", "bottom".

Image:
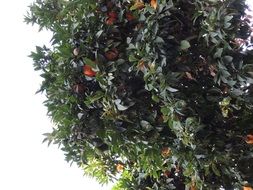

{"left": 26, "top": 0, "right": 253, "bottom": 189}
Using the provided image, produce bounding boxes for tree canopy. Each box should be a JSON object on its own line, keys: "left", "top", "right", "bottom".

{"left": 26, "top": 0, "right": 253, "bottom": 189}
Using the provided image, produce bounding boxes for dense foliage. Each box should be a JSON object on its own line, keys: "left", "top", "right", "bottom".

{"left": 26, "top": 0, "right": 253, "bottom": 189}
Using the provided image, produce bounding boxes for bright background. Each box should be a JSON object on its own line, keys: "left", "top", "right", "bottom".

{"left": 0, "top": 0, "right": 112, "bottom": 189}
{"left": 0, "top": 1, "right": 251, "bottom": 190}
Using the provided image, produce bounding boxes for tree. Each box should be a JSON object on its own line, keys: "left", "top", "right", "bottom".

{"left": 25, "top": 0, "right": 253, "bottom": 189}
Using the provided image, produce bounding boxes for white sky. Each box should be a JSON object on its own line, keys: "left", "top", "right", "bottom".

{"left": 0, "top": 1, "right": 112, "bottom": 190}
{"left": 0, "top": 1, "right": 252, "bottom": 190}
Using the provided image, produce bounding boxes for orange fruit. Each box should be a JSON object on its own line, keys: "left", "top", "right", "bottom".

{"left": 106, "top": 17, "right": 116, "bottom": 25}
{"left": 116, "top": 163, "right": 124, "bottom": 172}
{"left": 163, "top": 170, "right": 171, "bottom": 177}
{"left": 190, "top": 184, "right": 197, "bottom": 190}
{"left": 243, "top": 186, "right": 253, "bottom": 190}
{"left": 105, "top": 48, "right": 119, "bottom": 61}
{"left": 126, "top": 12, "right": 135, "bottom": 21}
{"left": 83, "top": 65, "right": 96, "bottom": 77}
{"left": 108, "top": 11, "right": 117, "bottom": 19}
{"left": 161, "top": 147, "right": 171, "bottom": 157}
{"left": 150, "top": 0, "right": 158, "bottom": 9}
{"left": 245, "top": 134, "right": 253, "bottom": 144}
{"left": 73, "top": 84, "right": 86, "bottom": 94}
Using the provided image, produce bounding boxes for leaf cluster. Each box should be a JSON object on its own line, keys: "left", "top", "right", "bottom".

{"left": 26, "top": 0, "right": 253, "bottom": 189}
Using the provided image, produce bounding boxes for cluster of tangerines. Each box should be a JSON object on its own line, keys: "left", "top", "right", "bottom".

{"left": 73, "top": 48, "right": 119, "bottom": 78}
{"left": 73, "top": 0, "right": 158, "bottom": 78}
{"left": 72, "top": 1, "right": 253, "bottom": 189}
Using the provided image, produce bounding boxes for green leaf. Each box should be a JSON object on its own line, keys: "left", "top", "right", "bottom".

{"left": 84, "top": 57, "right": 96, "bottom": 68}
{"left": 152, "top": 95, "right": 160, "bottom": 103}
{"left": 223, "top": 56, "right": 233, "bottom": 63}
{"left": 224, "top": 15, "right": 233, "bottom": 22}
{"left": 155, "top": 36, "right": 164, "bottom": 43}
{"left": 84, "top": 91, "right": 104, "bottom": 106}
{"left": 96, "top": 30, "right": 103, "bottom": 38}
{"left": 128, "top": 54, "right": 138, "bottom": 62}
{"left": 180, "top": 40, "right": 191, "bottom": 50}
{"left": 128, "top": 43, "right": 136, "bottom": 50}
{"left": 214, "top": 48, "right": 223, "bottom": 58}
{"left": 167, "top": 86, "right": 178, "bottom": 92}
{"left": 114, "top": 99, "right": 130, "bottom": 111}
{"left": 140, "top": 120, "right": 153, "bottom": 131}
{"left": 211, "top": 163, "right": 221, "bottom": 176}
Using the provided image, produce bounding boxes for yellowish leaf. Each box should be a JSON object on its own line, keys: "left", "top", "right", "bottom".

{"left": 131, "top": 0, "right": 145, "bottom": 10}
{"left": 137, "top": 59, "right": 146, "bottom": 71}
{"left": 185, "top": 72, "right": 195, "bottom": 80}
